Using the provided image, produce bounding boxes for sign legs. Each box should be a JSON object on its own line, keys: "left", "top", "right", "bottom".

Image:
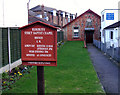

{"left": 37, "top": 66, "right": 45, "bottom": 95}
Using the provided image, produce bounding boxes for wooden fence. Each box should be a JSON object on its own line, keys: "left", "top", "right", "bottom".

{"left": 1, "top": 28, "right": 21, "bottom": 66}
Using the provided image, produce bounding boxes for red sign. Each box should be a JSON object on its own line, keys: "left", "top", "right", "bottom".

{"left": 19, "top": 21, "right": 57, "bottom": 66}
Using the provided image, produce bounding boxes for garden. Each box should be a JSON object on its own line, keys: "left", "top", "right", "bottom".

{"left": 1, "top": 41, "right": 105, "bottom": 94}
{"left": 1, "top": 65, "right": 33, "bottom": 91}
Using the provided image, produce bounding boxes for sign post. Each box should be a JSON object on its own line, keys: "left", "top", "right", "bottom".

{"left": 19, "top": 21, "right": 57, "bottom": 94}
{"left": 37, "top": 66, "right": 44, "bottom": 94}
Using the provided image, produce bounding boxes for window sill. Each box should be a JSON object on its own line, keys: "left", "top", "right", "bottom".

{"left": 73, "top": 37, "right": 79, "bottom": 39}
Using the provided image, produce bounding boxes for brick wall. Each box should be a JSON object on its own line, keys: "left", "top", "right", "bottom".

{"left": 63, "top": 11, "right": 101, "bottom": 41}
{"left": 48, "top": 12, "right": 52, "bottom": 22}
{"left": 30, "top": 5, "right": 76, "bottom": 27}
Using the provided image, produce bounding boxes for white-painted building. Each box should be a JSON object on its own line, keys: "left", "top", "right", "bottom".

{"left": 0, "top": 0, "right": 28, "bottom": 27}
{"left": 104, "top": 24, "right": 119, "bottom": 48}
{"left": 101, "top": 9, "right": 120, "bottom": 48}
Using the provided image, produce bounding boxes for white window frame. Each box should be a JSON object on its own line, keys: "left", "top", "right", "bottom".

{"left": 73, "top": 27, "right": 79, "bottom": 38}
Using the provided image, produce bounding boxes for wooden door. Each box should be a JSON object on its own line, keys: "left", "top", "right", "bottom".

{"left": 85, "top": 31, "right": 94, "bottom": 43}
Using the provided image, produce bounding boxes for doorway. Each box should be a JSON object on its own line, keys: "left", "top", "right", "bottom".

{"left": 85, "top": 30, "right": 94, "bottom": 43}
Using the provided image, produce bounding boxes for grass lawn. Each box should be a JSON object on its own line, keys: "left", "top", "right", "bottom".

{"left": 2, "top": 41, "right": 104, "bottom": 94}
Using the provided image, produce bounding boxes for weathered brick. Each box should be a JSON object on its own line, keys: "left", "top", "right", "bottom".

{"left": 63, "top": 9, "right": 101, "bottom": 42}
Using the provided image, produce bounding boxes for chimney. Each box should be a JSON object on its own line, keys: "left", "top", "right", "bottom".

{"left": 73, "top": 14, "right": 75, "bottom": 19}
{"left": 62, "top": 12, "right": 65, "bottom": 26}
{"left": 52, "top": 10, "right": 57, "bottom": 24}
{"left": 75, "top": 13, "right": 77, "bottom": 18}
{"left": 41, "top": 4, "right": 44, "bottom": 18}
{"left": 58, "top": 10, "right": 62, "bottom": 26}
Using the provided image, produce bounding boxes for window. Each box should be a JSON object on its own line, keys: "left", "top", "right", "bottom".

{"left": 73, "top": 27, "right": 79, "bottom": 37}
{"left": 44, "top": 12, "right": 47, "bottom": 17}
{"left": 65, "top": 19, "right": 67, "bottom": 24}
{"left": 96, "top": 22, "right": 98, "bottom": 27}
{"left": 102, "top": 14, "right": 104, "bottom": 22}
{"left": 68, "top": 18, "right": 70, "bottom": 22}
{"left": 70, "top": 16, "right": 73, "bottom": 20}
{"left": 65, "top": 15, "right": 68, "bottom": 18}
{"left": 36, "top": 14, "right": 42, "bottom": 18}
{"left": 110, "top": 31, "right": 113, "bottom": 39}
{"left": 44, "top": 17, "right": 49, "bottom": 21}
{"left": 85, "top": 15, "right": 87, "bottom": 18}
{"left": 81, "top": 23, "right": 83, "bottom": 27}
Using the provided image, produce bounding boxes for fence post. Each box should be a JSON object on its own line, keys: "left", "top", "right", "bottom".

{"left": 101, "top": 42, "right": 102, "bottom": 51}
{"left": 118, "top": 47, "right": 120, "bottom": 62}
{"left": 62, "top": 31, "right": 64, "bottom": 41}
{"left": 112, "top": 44, "right": 114, "bottom": 58}
{"left": 0, "top": 28, "right": 2, "bottom": 95}
{"left": 60, "top": 31, "right": 62, "bottom": 41}
{"left": 105, "top": 43, "right": 107, "bottom": 53}
{"left": 59, "top": 31, "right": 61, "bottom": 42}
{"left": 0, "top": 28, "right": 2, "bottom": 68}
{"left": 8, "top": 27, "right": 11, "bottom": 72}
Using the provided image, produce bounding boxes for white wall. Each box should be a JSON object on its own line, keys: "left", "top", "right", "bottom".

{"left": 105, "top": 28, "right": 118, "bottom": 48}
{"left": 101, "top": 9, "right": 119, "bottom": 43}
{"left": 101, "top": 9, "right": 119, "bottom": 29}
{"left": 0, "top": 0, "right": 28, "bottom": 27}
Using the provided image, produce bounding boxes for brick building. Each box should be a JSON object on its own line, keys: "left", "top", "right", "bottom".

{"left": 29, "top": 5, "right": 76, "bottom": 27}
{"left": 28, "top": 10, "right": 60, "bottom": 28}
{"left": 63, "top": 9, "right": 101, "bottom": 43}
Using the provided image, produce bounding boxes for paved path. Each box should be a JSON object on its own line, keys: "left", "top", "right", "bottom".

{"left": 87, "top": 44, "right": 120, "bottom": 95}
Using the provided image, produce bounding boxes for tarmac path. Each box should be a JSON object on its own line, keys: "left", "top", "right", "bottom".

{"left": 87, "top": 44, "right": 120, "bottom": 95}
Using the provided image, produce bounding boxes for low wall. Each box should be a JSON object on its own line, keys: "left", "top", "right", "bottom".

{"left": 0, "top": 59, "right": 22, "bottom": 74}
{"left": 93, "top": 39, "right": 120, "bottom": 62}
